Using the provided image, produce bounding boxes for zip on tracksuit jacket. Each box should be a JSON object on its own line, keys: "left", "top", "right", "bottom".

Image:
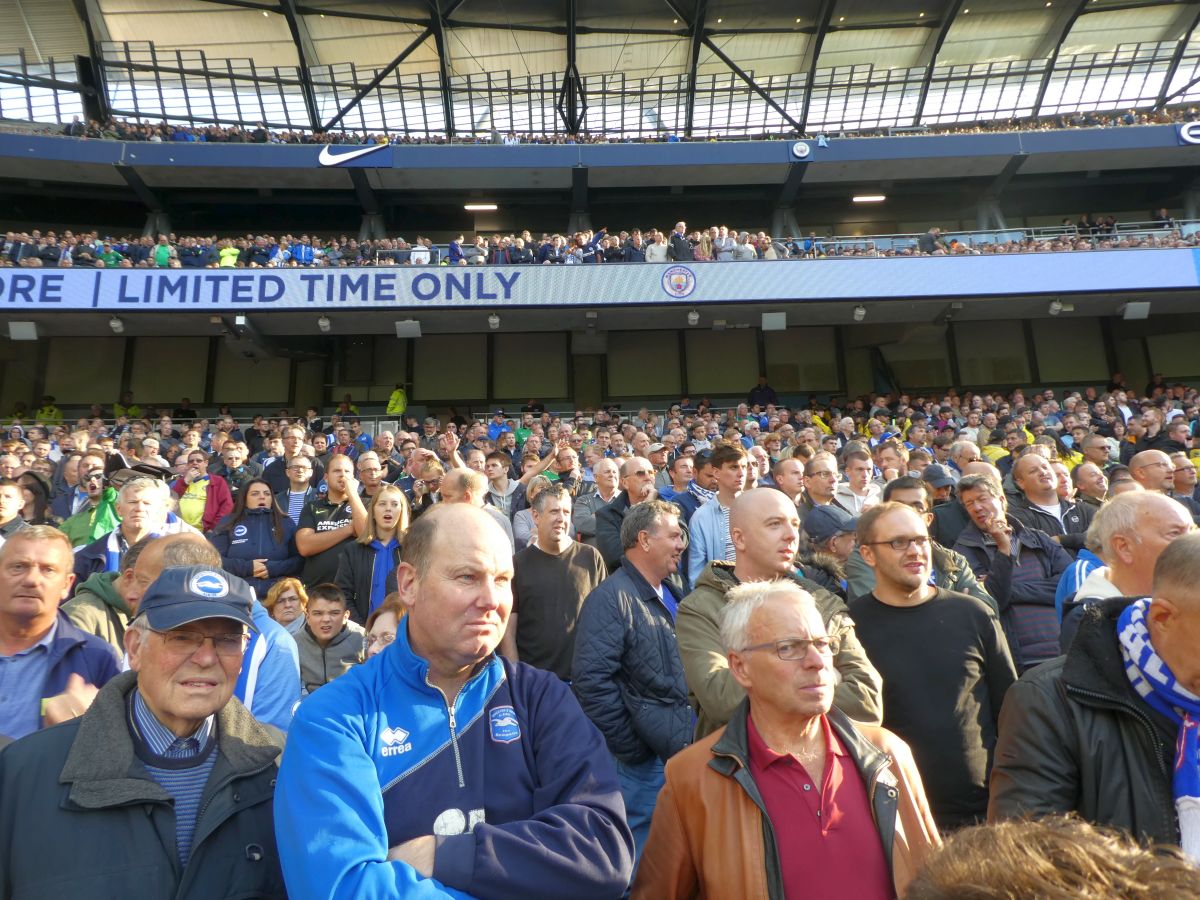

{"left": 275, "top": 621, "right": 634, "bottom": 900}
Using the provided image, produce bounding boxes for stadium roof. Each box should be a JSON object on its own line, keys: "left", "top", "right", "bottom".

{"left": 3, "top": 0, "right": 1199, "bottom": 135}
{"left": 8, "top": 1, "right": 1195, "bottom": 80}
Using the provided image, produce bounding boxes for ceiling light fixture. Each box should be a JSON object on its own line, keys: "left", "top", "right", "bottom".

{"left": 853, "top": 194, "right": 886, "bottom": 203}
{"left": 464, "top": 203, "right": 498, "bottom": 211}
{"left": 853, "top": 305, "right": 867, "bottom": 322}
{"left": 1048, "top": 300, "right": 1063, "bottom": 316}
{"left": 687, "top": 309, "right": 700, "bottom": 326}
{"left": 109, "top": 316, "right": 124, "bottom": 334}
{"left": 317, "top": 315, "right": 331, "bottom": 333}
{"left": 488, "top": 313, "right": 501, "bottom": 330}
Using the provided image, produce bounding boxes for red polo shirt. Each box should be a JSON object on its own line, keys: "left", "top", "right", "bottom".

{"left": 746, "top": 712, "right": 893, "bottom": 900}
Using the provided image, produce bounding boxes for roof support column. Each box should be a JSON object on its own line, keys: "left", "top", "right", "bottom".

{"left": 1155, "top": 7, "right": 1200, "bottom": 109}
{"left": 278, "top": 0, "right": 322, "bottom": 131}
{"left": 798, "top": 0, "right": 837, "bottom": 132}
{"left": 683, "top": 0, "right": 707, "bottom": 137}
{"left": 1031, "top": 0, "right": 1090, "bottom": 116}
{"left": 567, "top": 165, "right": 591, "bottom": 233}
{"left": 71, "top": 0, "right": 111, "bottom": 121}
{"left": 913, "top": 0, "right": 964, "bottom": 125}
{"left": 427, "top": 0, "right": 456, "bottom": 139}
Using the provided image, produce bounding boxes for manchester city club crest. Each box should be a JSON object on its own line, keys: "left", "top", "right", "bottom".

{"left": 661, "top": 265, "right": 697, "bottom": 299}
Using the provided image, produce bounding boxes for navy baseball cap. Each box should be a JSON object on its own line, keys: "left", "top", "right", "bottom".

{"left": 923, "top": 464, "right": 956, "bottom": 489}
{"left": 803, "top": 505, "right": 858, "bottom": 545}
{"left": 135, "top": 566, "right": 256, "bottom": 632}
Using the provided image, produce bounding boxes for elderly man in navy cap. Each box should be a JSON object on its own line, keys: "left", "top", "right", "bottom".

{"left": 0, "top": 566, "right": 286, "bottom": 899}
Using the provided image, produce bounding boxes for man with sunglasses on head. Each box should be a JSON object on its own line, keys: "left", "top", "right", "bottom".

{"left": 0, "top": 563, "right": 287, "bottom": 897}
{"left": 850, "top": 502, "right": 1017, "bottom": 833}
{"left": 58, "top": 453, "right": 110, "bottom": 547}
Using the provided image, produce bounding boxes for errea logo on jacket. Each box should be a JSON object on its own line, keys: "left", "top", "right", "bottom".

{"left": 380, "top": 726, "right": 412, "bottom": 756}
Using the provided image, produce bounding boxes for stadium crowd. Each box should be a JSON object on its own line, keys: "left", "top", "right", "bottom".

{"left": 22, "top": 102, "right": 1200, "bottom": 147}
{"left": 2, "top": 214, "right": 1195, "bottom": 271}
{"left": 1, "top": 372, "right": 1200, "bottom": 897}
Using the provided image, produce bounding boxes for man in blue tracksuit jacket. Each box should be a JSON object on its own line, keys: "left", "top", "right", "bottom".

{"left": 274, "top": 504, "right": 633, "bottom": 900}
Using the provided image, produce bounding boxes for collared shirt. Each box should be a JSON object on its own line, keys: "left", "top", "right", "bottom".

{"left": 0, "top": 618, "right": 58, "bottom": 741}
{"left": 717, "top": 502, "right": 736, "bottom": 563}
{"left": 746, "top": 712, "right": 892, "bottom": 900}
{"left": 130, "top": 690, "right": 217, "bottom": 865}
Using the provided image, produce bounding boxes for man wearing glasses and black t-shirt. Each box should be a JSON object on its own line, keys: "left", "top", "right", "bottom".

{"left": 850, "top": 502, "right": 1017, "bottom": 833}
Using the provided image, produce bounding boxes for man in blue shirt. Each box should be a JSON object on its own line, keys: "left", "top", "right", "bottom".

{"left": 0, "top": 526, "right": 118, "bottom": 744}
{"left": 275, "top": 504, "right": 632, "bottom": 900}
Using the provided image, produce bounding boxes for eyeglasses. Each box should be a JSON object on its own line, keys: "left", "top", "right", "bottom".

{"left": 152, "top": 628, "right": 246, "bottom": 658}
{"left": 287, "top": 465, "right": 311, "bottom": 472}
{"left": 807, "top": 470, "right": 838, "bottom": 479}
{"left": 864, "top": 535, "right": 931, "bottom": 552}
{"left": 739, "top": 636, "right": 841, "bottom": 659}
{"left": 365, "top": 632, "right": 396, "bottom": 649}
{"left": 83, "top": 472, "right": 105, "bottom": 482}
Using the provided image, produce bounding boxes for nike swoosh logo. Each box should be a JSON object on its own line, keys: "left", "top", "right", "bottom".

{"left": 317, "top": 143, "right": 389, "bottom": 167}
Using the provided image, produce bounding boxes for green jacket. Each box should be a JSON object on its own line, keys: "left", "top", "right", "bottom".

{"left": 62, "top": 571, "right": 130, "bottom": 658}
{"left": 676, "top": 561, "right": 883, "bottom": 741}
{"left": 844, "top": 542, "right": 998, "bottom": 613}
{"left": 58, "top": 488, "right": 119, "bottom": 547}
{"left": 0, "top": 671, "right": 285, "bottom": 899}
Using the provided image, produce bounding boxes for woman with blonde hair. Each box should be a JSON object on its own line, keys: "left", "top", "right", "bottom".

{"left": 263, "top": 577, "right": 308, "bottom": 635}
{"left": 335, "top": 483, "right": 408, "bottom": 625}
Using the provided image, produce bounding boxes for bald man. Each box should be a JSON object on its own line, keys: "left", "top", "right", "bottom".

{"left": 1060, "top": 492, "right": 1194, "bottom": 650}
{"left": 676, "top": 488, "right": 882, "bottom": 739}
{"left": 135, "top": 533, "right": 301, "bottom": 731}
{"left": 440, "top": 467, "right": 515, "bottom": 549}
{"left": 1008, "top": 453, "right": 1095, "bottom": 556}
{"left": 1130, "top": 449, "right": 1200, "bottom": 523}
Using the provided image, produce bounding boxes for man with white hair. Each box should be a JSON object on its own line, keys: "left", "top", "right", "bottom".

{"left": 634, "top": 580, "right": 938, "bottom": 899}
{"left": 1059, "top": 492, "right": 1193, "bottom": 650}
{"left": 72, "top": 476, "right": 196, "bottom": 585}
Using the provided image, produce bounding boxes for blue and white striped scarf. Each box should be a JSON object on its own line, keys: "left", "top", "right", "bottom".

{"left": 1118, "top": 598, "right": 1200, "bottom": 861}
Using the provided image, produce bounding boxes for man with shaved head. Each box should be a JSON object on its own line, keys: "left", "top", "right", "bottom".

{"left": 135, "top": 532, "right": 300, "bottom": 732}
{"left": 1130, "top": 449, "right": 1200, "bottom": 522}
{"left": 595, "top": 456, "right": 662, "bottom": 573}
{"left": 677, "top": 488, "right": 882, "bottom": 740}
{"left": 1008, "top": 452, "right": 1095, "bottom": 556}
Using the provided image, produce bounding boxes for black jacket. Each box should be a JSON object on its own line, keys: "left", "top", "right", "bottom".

{"left": 0, "top": 671, "right": 285, "bottom": 899}
{"left": 594, "top": 492, "right": 633, "bottom": 572}
{"left": 989, "top": 598, "right": 1179, "bottom": 845}
{"left": 333, "top": 540, "right": 401, "bottom": 625}
{"left": 1007, "top": 494, "right": 1095, "bottom": 555}
{"left": 930, "top": 498, "right": 971, "bottom": 548}
{"left": 667, "top": 231, "right": 694, "bottom": 262}
{"left": 572, "top": 560, "right": 692, "bottom": 765}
